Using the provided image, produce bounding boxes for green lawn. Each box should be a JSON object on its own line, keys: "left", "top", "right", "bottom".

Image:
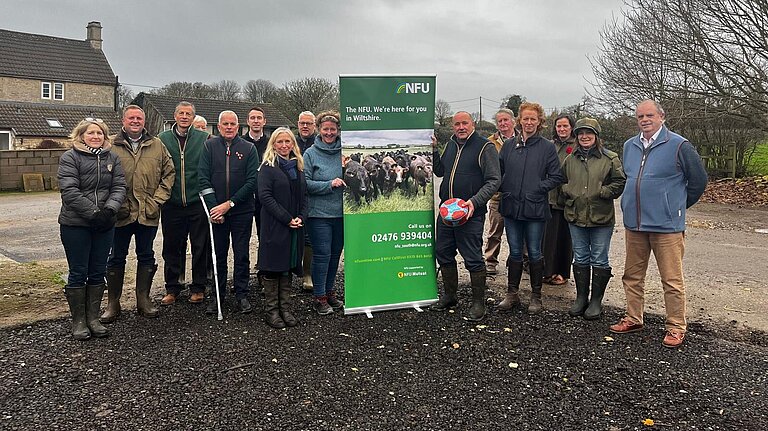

{"left": 747, "top": 142, "right": 768, "bottom": 175}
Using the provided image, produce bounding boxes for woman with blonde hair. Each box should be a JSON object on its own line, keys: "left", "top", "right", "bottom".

{"left": 58, "top": 118, "right": 126, "bottom": 340}
{"left": 257, "top": 127, "right": 307, "bottom": 328}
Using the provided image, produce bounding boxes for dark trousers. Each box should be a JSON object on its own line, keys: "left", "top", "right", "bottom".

{"left": 542, "top": 208, "right": 573, "bottom": 278}
{"left": 161, "top": 201, "right": 210, "bottom": 294}
{"left": 212, "top": 211, "right": 253, "bottom": 299}
{"left": 435, "top": 213, "right": 485, "bottom": 272}
{"left": 107, "top": 221, "right": 158, "bottom": 268}
{"left": 253, "top": 200, "right": 262, "bottom": 238}
{"left": 60, "top": 225, "right": 114, "bottom": 286}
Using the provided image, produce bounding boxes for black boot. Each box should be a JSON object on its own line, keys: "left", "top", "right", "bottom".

{"left": 64, "top": 286, "right": 90, "bottom": 341}
{"left": 467, "top": 270, "right": 486, "bottom": 321}
{"left": 206, "top": 291, "right": 223, "bottom": 315}
{"left": 85, "top": 284, "right": 110, "bottom": 338}
{"left": 432, "top": 265, "right": 459, "bottom": 311}
{"left": 327, "top": 290, "right": 344, "bottom": 311}
{"left": 100, "top": 266, "right": 124, "bottom": 323}
{"left": 498, "top": 261, "right": 523, "bottom": 312}
{"left": 528, "top": 259, "right": 544, "bottom": 315}
{"left": 278, "top": 275, "right": 298, "bottom": 327}
{"left": 135, "top": 264, "right": 159, "bottom": 318}
{"left": 584, "top": 267, "right": 612, "bottom": 320}
{"left": 263, "top": 277, "right": 285, "bottom": 328}
{"left": 569, "top": 264, "right": 591, "bottom": 317}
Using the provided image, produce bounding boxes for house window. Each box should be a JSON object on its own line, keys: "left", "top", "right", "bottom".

{"left": 0, "top": 131, "right": 12, "bottom": 150}
{"left": 53, "top": 83, "right": 64, "bottom": 100}
{"left": 41, "top": 82, "right": 51, "bottom": 99}
{"left": 46, "top": 118, "right": 63, "bottom": 128}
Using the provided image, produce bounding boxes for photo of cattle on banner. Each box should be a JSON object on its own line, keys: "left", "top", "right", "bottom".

{"left": 341, "top": 129, "right": 434, "bottom": 214}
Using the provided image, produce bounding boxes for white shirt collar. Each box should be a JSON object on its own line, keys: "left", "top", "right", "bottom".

{"left": 640, "top": 126, "right": 663, "bottom": 148}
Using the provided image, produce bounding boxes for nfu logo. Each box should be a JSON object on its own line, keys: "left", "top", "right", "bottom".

{"left": 396, "top": 82, "right": 431, "bottom": 94}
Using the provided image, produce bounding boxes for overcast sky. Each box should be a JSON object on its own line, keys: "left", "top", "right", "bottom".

{"left": 3, "top": 0, "right": 624, "bottom": 114}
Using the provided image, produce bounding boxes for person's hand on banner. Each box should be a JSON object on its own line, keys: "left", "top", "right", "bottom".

{"left": 331, "top": 178, "right": 346, "bottom": 188}
{"left": 461, "top": 199, "right": 475, "bottom": 219}
{"left": 431, "top": 135, "right": 437, "bottom": 149}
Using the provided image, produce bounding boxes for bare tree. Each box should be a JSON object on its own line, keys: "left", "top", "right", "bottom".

{"left": 243, "top": 79, "right": 278, "bottom": 103}
{"left": 210, "top": 79, "right": 241, "bottom": 101}
{"left": 590, "top": 0, "right": 768, "bottom": 175}
{"left": 435, "top": 99, "right": 452, "bottom": 124}
{"left": 116, "top": 85, "right": 134, "bottom": 111}
{"left": 151, "top": 81, "right": 216, "bottom": 99}
{"left": 273, "top": 77, "right": 338, "bottom": 120}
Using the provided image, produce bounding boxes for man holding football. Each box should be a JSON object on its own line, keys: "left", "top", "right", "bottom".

{"left": 431, "top": 111, "right": 500, "bottom": 321}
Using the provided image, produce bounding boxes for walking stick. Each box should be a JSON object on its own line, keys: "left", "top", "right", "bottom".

{"left": 199, "top": 192, "right": 223, "bottom": 321}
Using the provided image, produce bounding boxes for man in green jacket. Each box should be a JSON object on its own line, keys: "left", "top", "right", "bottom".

{"left": 158, "top": 102, "right": 211, "bottom": 306}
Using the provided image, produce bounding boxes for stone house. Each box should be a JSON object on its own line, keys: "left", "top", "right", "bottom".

{"left": 0, "top": 21, "right": 122, "bottom": 150}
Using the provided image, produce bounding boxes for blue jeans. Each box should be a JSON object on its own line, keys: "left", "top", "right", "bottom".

{"left": 60, "top": 225, "right": 114, "bottom": 286}
{"left": 504, "top": 218, "right": 545, "bottom": 262}
{"left": 308, "top": 217, "right": 344, "bottom": 297}
{"left": 568, "top": 224, "right": 613, "bottom": 268}
{"left": 107, "top": 221, "right": 159, "bottom": 268}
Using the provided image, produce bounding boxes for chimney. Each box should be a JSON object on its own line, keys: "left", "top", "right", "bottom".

{"left": 86, "top": 21, "right": 102, "bottom": 50}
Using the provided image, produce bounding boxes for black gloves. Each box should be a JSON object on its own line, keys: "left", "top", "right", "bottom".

{"left": 92, "top": 208, "right": 116, "bottom": 232}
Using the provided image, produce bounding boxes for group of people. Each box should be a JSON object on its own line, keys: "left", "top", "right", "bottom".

{"left": 433, "top": 99, "right": 707, "bottom": 348}
{"left": 57, "top": 97, "right": 707, "bottom": 349}
{"left": 57, "top": 102, "right": 348, "bottom": 340}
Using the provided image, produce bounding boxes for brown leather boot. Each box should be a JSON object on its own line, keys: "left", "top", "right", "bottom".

{"left": 263, "top": 277, "right": 285, "bottom": 328}
{"left": 278, "top": 275, "right": 298, "bottom": 327}
{"left": 528, "top": 259, "right": 544, "bottom": 314}
{"left": 100, "top": 266, "right": 124, "bottom": 323}
{"left": 498, "top": 261, "right": 523, "bottom": 312}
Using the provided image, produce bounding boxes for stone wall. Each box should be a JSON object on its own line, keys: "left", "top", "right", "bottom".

{"left": 0, "top": 77, "right": 114, "bottom": 107}
{"left": 0, "top": 149, "right": 66, "bottom": 191}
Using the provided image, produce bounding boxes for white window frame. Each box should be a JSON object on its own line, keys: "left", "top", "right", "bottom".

{"left": 53, "top": 82, "right": 64, "bottom": 100}
{"left": 0, "top": 130, "right": 14, "bottom": 150}
{"left": 41, "top": 82, "right": 51, "bottom": 99}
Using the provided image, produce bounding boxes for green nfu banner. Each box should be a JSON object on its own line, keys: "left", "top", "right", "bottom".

{"left": 339, "top": 74, "right": 438, "bottom": 315}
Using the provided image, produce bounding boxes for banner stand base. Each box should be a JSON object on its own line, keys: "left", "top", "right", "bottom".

{"left": 345, "top": 299, "right": 438, "bottom": 317}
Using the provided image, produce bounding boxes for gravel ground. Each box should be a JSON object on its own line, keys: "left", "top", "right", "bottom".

{"left": 1, "top": 277, "right": 766, "bottom": 431}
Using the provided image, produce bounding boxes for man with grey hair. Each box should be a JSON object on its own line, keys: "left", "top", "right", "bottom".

{"left": 199, "top": 110, "right": 260, "bottom": 314}
{"left": 296, "top": 110, "right": 317, "bottom": 291}
{"left": 158, "top": 101, "right": 211, "bottom": 306}
{"left": 609, "top": 99, "right": 707, "bottom": 348}
{"left": 296, "top": 111, "right": 317, "bottom": 154}
{"left": 484, "top": 108, "right": 517, "bottom": 276}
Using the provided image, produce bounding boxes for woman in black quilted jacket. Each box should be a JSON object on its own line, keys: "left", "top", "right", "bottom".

{"left": 58, "top": 118, "right": 126, "bottom": 340}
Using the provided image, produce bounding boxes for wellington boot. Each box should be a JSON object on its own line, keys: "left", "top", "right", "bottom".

{"left": 498, "top": 261, "right": 523, "bottom": 312}
{"left": 584, "top": 267, "right": 612, "bottom": 320}
{"left": 100, "top": 266, "right": 124, "bottom": 323}
{"left": 278, "top": 275, "right": 298, "bottom": 327}
{"left": 135, "top": 264, "right": 159, "bottom": 318}
{"left": 467, "top": 270, "right": 487, "bottom": 321}
{"left": 65, "top": 286, "right": 90, "bottom": 341}
{"left": 432, "top": 265, "right": 458, "bottom": 311}
{"left": 85, "top": 284, "right": 110, "bottom": 338}
{"left": 263, "top": 277, "right": 285, "bottom": 328}
{"left": 569, "top": 264, "right": 591, "bottom": 317}
{"left": 527, "top": 259, "right": 544, "bottom": 315}
{"left": 302, "top": 246, "right": 314, "bottom": 292}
